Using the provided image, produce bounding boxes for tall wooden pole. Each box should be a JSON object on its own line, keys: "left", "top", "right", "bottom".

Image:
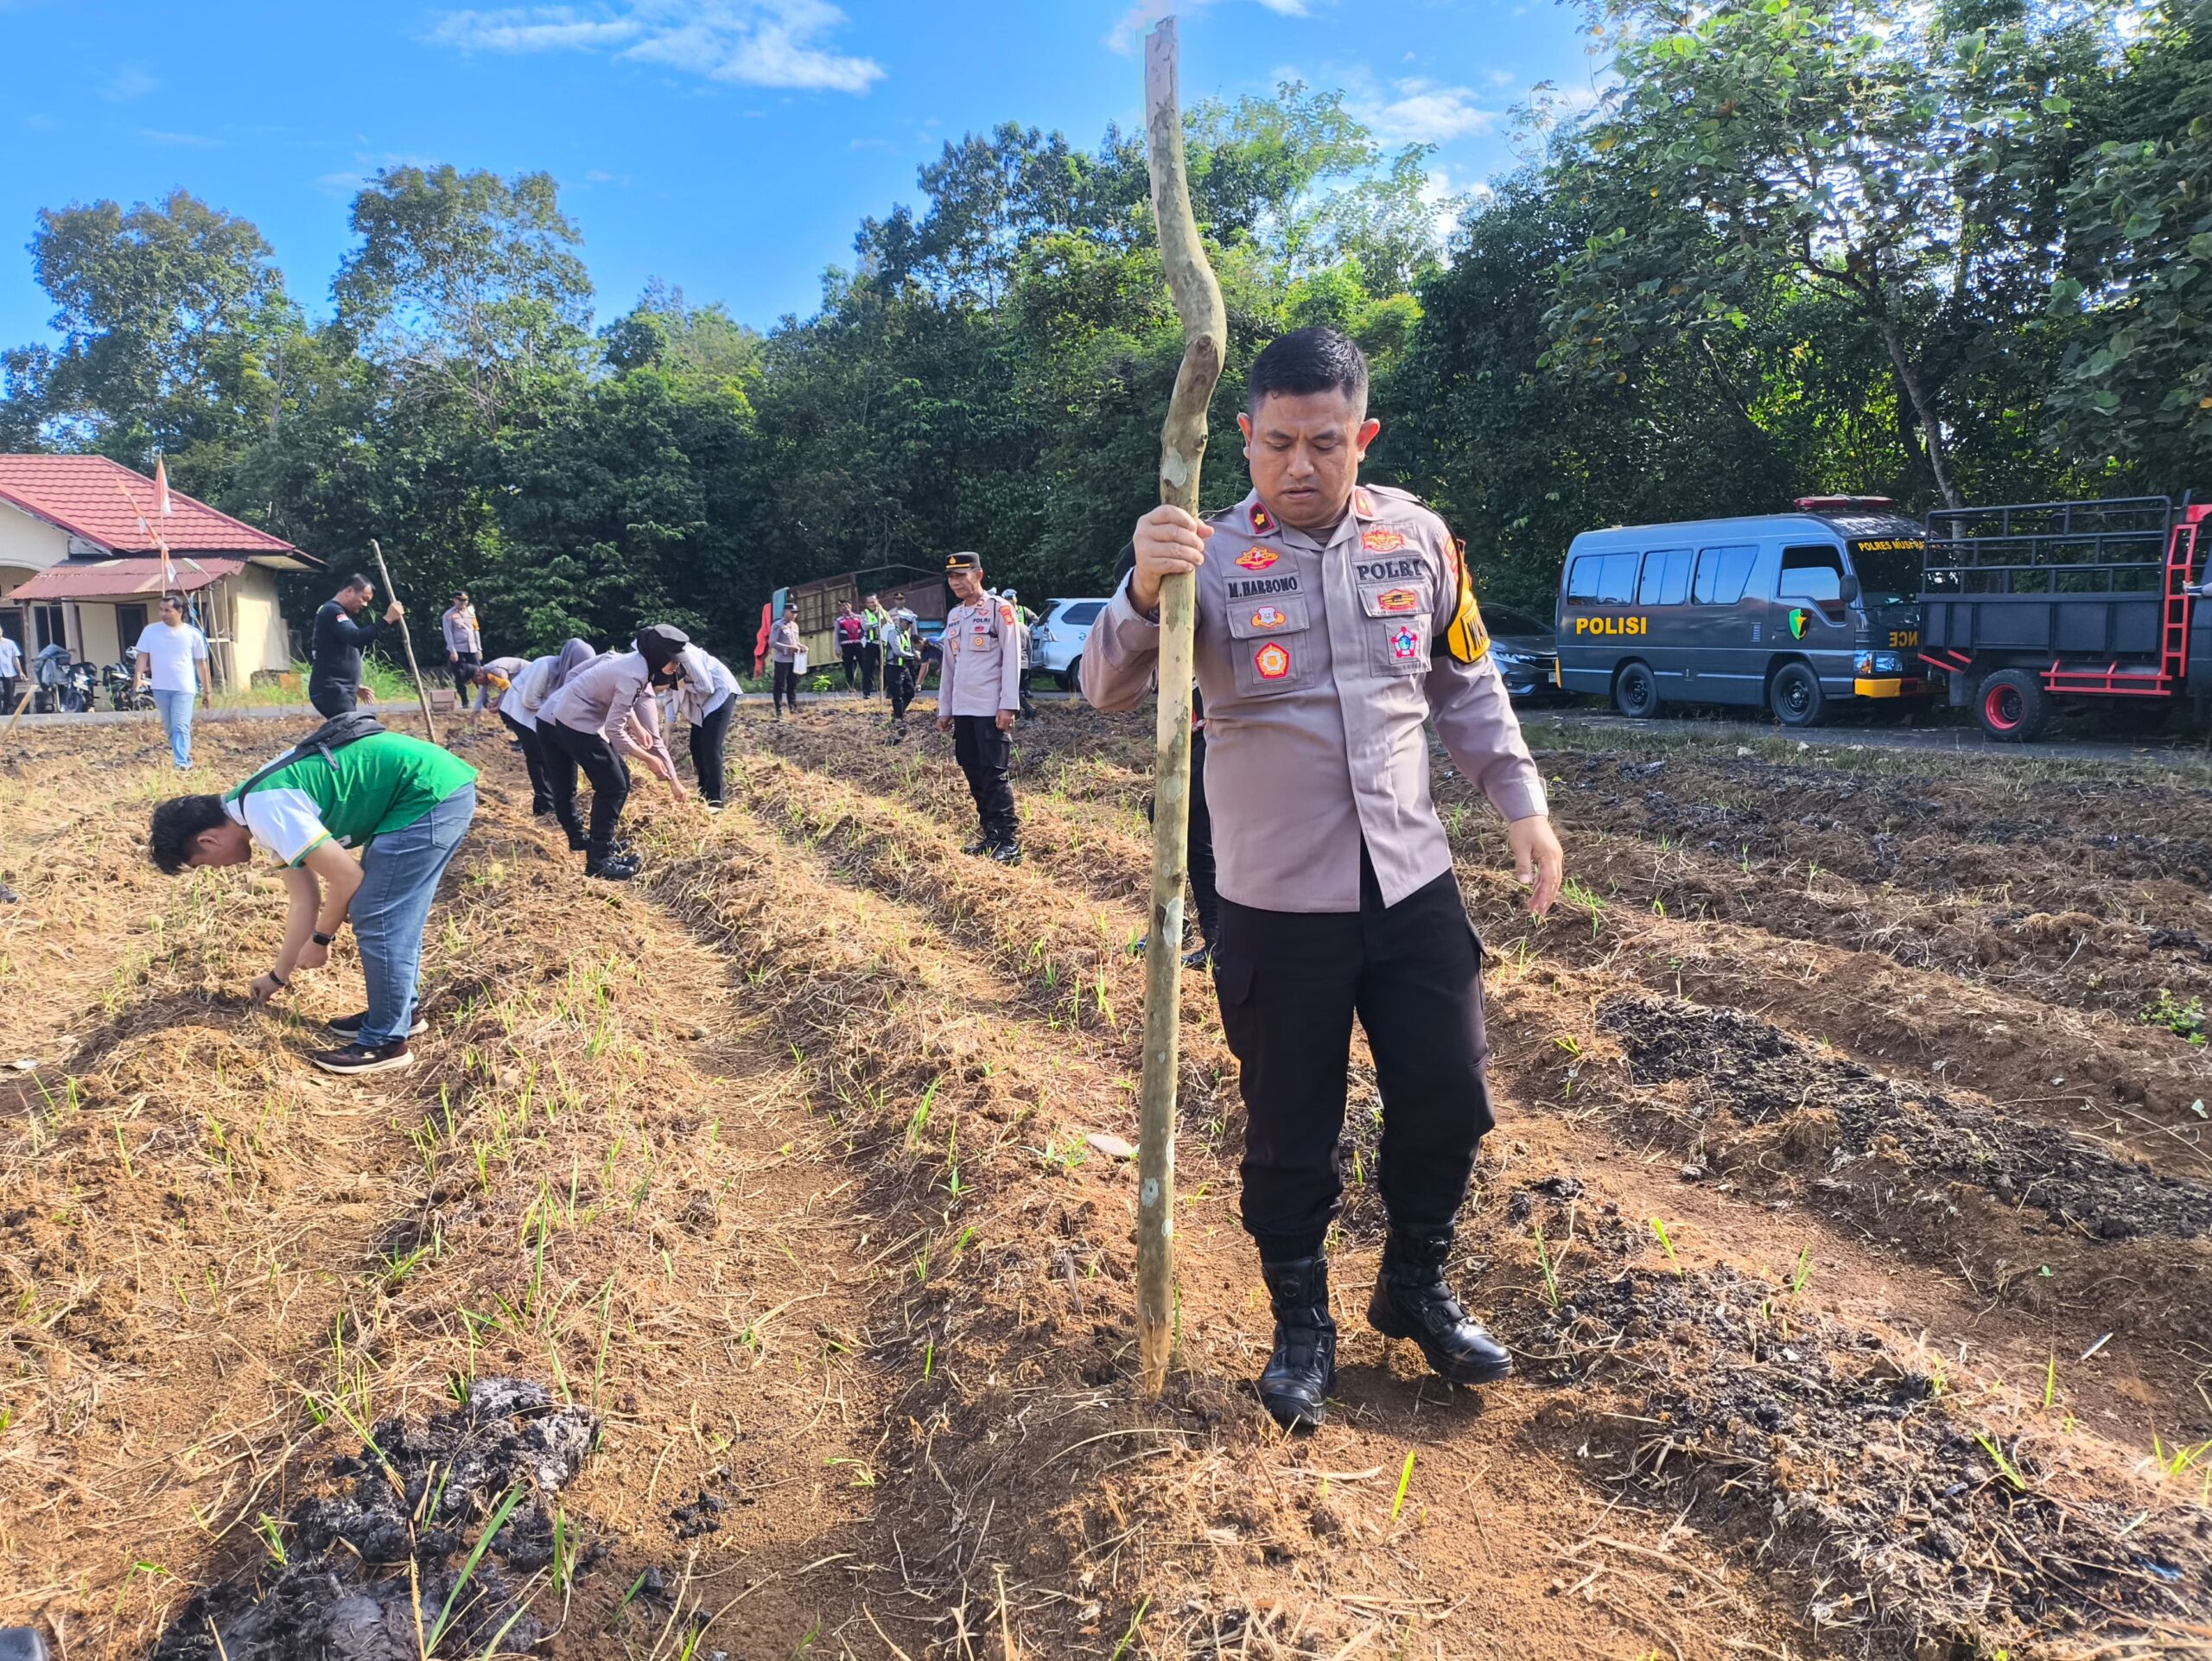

{"left": 369, "top": 538, "right": 442, "bottom": 746}
{"left": 1135, "top": 15, "right": 1226, "bottom": 1400}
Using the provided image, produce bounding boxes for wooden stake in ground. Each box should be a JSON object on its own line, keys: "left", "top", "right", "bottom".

{"left": 0, "top": 683, "right": 33, "bottom": 744}
{"left": 1135, "top": 14, "right": 1227, "bottom": 1399}
{"left": 368, "top": 538, "right": 442, "bottom": 746}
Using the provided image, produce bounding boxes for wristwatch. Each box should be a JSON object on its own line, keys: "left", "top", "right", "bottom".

{"left": 311, "top": 930, "right": 336, "bottom": 946}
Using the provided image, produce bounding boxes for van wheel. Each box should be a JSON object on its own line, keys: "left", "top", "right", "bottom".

{"left": 1770, "top": 662, "right": 1826, "bottom": 728}
{"left": 1057, "top": 668, "right": 1077, "bottom": 692}
{"left": 1976, "top": 669, "right": 2050, "bottom": 742}
{"left": 1612, "top": 661, "right": 1660, "bottom": 718}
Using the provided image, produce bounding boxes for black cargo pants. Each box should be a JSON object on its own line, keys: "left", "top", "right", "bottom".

{"left": 1213, "top": 852, "right": 1493, "bottom": 1263}
{"left": 951, "top": 714, "right": 1017, "bottom": 846}
{"left": 539, "top": 720, "right": 632, "bottom": 855}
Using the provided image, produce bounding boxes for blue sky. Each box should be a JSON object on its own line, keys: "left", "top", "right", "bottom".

{"left": 0, "top": 0, "right": 1603, "bottom": 348}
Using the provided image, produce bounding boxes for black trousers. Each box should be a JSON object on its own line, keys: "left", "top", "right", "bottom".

{"left": 839, "top": 643, "right": 861, "bottom": 690}
{"left": 0, "top": 677, "right": 16, "bottom": 714}
{"left": 500, "top": 710, "right": 554, "bottom": 813}
{"left": 688, "top": 697, "right": 733, "bottom": 805}
{"left": 772, "top": 662, "right": 800, "bottom": 714}
{"left": 951, "top": 714, "right": 1016, "bottom": 845}
{"left": 452, "top": 652, "right": 481, "bottom": 703}
{"left": 1213, "top": 856, "right": 1492, "bottom": 1263}
{"left": 308, "top": 679, "right": 355, "bottom": 719}
{"left": 539, "top": 721, "right": 631, "bottom": 853}
{"left": 886, "top": 659, "right": 917, "bottom": 720}
{"left": 859, "top": 642, "right": 881, "bottom": 696}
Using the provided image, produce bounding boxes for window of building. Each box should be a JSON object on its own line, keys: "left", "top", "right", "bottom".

{"left": 1692, "top": 544, "right": 1759, "bottom": 605}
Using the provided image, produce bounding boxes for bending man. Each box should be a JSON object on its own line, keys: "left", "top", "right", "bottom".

{"left": 536, "top": 625, "right": 692, "bottom": 879}
{"left": 147, "top": 722, "right": 479, "bottom": 1076}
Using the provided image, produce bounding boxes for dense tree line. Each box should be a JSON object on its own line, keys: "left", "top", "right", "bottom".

{"left": 2, "top": 0, "right": 2202, "bottom": 653}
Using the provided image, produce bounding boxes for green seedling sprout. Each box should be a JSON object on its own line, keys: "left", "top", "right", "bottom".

{"left": 1109, "top": 1595, "right": 1152, "bottom": 1661}
{"left": 1976, "top": 1434, "right": 2029, "bottom": 1492}
{"left": 1649, "top": 1217, "right": 1682, "bottom": 1276}
{"left": 426, "top": 1482, "right": 527, "bottom": 1652}
{"left": 1789, "top": 1247, "right": 1813, "bottom": 1295}
{"left": 1533, "top": 1225, "right": 1561, "bottom": 1310}
{"left": 1390, "top": 1450, "right": 1416, "bottom": 1520}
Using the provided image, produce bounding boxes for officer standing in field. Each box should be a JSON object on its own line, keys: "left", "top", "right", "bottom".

{"left": 937, "top": 552, "right": 1024, "bottom": 863}
{"left": 1084, "top": 326, "right": 1565, "bottom": 1430}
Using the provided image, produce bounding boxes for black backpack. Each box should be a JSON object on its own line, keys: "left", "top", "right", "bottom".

{"left": 234, "top": 711, "right": 386, "bottom": 799}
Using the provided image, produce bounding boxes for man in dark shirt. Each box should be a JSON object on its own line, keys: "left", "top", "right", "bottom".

{"left": 309, "top": 575, "right": 404, "bottom": 718}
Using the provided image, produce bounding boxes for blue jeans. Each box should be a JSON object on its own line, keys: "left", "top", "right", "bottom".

{"left": 351, "top": 785, "right": 476, "bottom": 1047}
{"left": 152, "top": 688, "right": 195, "bottom": 767}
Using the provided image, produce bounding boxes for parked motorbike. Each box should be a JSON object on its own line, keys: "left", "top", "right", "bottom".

{"left": 104, "top": 663, "right": 154, "bottom": 712}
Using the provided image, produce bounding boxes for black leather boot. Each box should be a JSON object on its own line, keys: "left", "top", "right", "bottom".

{"left": 1257, "top": 1256, "right": 1337, "bottom": 1429}
{"left": 1367, "top": 1230, "right": 1513, "bottom": 1385}
{"left": 584, "top": 840, "right": 638, "bottom": 881}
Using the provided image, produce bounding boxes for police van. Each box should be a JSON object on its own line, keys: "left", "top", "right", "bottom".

{"left": 1553, "top": 497, "right": 1932, "bottom": 726}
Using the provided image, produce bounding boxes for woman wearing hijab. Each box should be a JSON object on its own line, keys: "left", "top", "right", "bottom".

{"left": 537, "top": 627, "right": 691, "bottom": 880}
{"left": 496, "top": 640, "right": 597, "bottom": 822}
{"left": 671, "top": 644, "right": 741, "bottom": 811}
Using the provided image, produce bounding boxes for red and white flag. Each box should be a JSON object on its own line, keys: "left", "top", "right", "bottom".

{"left": 153, "top": 455, "right": 174, "bottom": 518}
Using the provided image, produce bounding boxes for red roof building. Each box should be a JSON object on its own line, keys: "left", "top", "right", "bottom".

{"left": 0, "top": 455, "right": 322, "bottom": 690}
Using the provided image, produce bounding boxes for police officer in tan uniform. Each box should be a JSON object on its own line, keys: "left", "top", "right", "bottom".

{"left": 937, "top": 551, "right": 1025, "bottom": 863}
{"left": 1084, "top": 327, "right": 1565, "bottom": 1429}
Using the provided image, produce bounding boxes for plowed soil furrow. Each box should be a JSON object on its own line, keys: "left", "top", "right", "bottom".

{"left": 7, "top": 709, "right": 2211, "bottom": 1661}
{"left": 700, "top": 709, "right": 2212, "bottom": 1658}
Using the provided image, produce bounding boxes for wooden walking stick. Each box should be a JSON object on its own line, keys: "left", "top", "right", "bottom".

{"left": 1135, "top": 14, "right": 1226, "bottom": 1399}
{"left": 368, "top": 538, "right": 442, "bottom": 746}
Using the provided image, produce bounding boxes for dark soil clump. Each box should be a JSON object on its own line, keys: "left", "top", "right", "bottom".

{"left": 1599, "top": 996, "right": 2212, "bottom": 1240}
{"left": 151, "top": 1378, "right": 600, "bottom": 1661}
{"left": 1510, "top": 1244, "right": 2212, "bottom": 1657}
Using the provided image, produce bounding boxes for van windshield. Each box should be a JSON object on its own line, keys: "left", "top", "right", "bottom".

{"left": 1847, "top": 541, "right": 1925, "bottom": 603}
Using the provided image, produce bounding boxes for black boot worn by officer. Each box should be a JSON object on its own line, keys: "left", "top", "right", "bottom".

{"left": 1257, "top": 1256, "right": 1337, "bottom": 1429}
{"left": 584, "top": 841, "right": 639, "bottom": 881}
{"left": 1368, "top": 1230, "right": 1512, "bottom": 1385}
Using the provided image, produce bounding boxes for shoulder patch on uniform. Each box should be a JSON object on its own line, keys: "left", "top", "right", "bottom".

{"left": 1248, "top": 502, "right": 1275, "bottom": 536}
{"left": 1351, "top": 487, "right": 1377, "bottom": 519}
{"left": 999, "top": 603, "right": 1014, "bottom": 622}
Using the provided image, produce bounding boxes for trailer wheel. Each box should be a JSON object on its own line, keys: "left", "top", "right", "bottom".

{"left": 1612, "top": 660, "right": 1660, "bottom": 718}
{"left": 1770, "top": 661, "right": 1826, "bottom": 728}
{"left": 1976, "top": 669, "right": 2050, "bottom": 741}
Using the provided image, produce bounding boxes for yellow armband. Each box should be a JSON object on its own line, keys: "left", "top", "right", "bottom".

{"left": 1441, "top": 537, "right": 1491, "bottom": 665}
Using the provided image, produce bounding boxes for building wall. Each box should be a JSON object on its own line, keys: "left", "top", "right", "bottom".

{"left": 77, "top": 604, "right": 121, "bottom": 665}
{"left": 233, "top": 568, "right": 292, "bottom": 678}
{"left": 0, "top": 500, "right": 68, "bottom": 576}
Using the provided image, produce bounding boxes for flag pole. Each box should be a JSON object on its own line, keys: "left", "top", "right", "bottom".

{"left": 1135, "top": 14, "right": 1226, "bottom": 1399}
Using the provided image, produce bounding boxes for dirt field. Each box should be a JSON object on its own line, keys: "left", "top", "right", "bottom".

{"left": 2, "top": 701, "right": 2208, "bottom": 1660}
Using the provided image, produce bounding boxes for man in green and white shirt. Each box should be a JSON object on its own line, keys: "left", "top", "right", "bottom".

{"left": 149, "top": 728, "right": 479, "bottom": 1075}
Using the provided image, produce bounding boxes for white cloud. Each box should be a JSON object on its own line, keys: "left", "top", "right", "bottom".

{"left": 104, "top": 63, "right": 156, "bottom": 102}
{"left": 1358, "top": 77, "right": 1499, "bottom": 144}
{"left": 1106, "top": 0, "right": 1312, "bottom": 56}
{"left": 137, "top": 129, "right": 223, "bottom": 148}
{"left": 427, "top": 1, "right": 882, "bottom": 94}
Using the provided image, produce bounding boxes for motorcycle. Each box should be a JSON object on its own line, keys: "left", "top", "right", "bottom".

{"left": 104, "top": 663, "right": 154, "bottom": 712}
{"left": 29, "top": 646, "right": 97, "bottom": 714}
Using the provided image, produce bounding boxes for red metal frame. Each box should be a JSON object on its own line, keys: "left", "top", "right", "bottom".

{"left": 1921, "top": 505, "right": 2203, "bottom": 698}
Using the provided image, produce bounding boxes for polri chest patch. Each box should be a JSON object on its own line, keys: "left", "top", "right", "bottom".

{"left": 1389, "top": 624, "right": 1421, "bottom": 664}
{"left": 1249, "top": 605, "right": 1289, "bottom": 631}
{"left": 1255, "top": 641, "right": 1292, "bottom": 681}
{"left": 1236, "top": 548, "right": 1280, "bottom": 571}
{"left": 1375, "top": 588, "right": 1420, "bottom": 614}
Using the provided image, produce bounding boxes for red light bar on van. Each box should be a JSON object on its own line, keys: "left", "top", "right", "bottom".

{"left": 1795, "top": 494, "right": 1895, "bottom": 510}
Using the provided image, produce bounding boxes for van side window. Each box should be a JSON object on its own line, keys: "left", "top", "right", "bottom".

{"left": 1637, "top": 548, "right": 1692, "bottom": 605}
{"left": 1692, "top": 544, "right": 1758, "bottom": 605}
{"left": 1565, "top": 552, "right": 1639, "bottom": 606}
{"left": 1779, "top": 544, "right": 1847, "bottom": 614}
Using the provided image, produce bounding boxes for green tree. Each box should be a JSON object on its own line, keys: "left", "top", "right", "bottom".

{"left": 334, "top": 165, "right": 594, "bottom": 436}
{"left": 0, "top": 190, "right": 299, "bottom": 471}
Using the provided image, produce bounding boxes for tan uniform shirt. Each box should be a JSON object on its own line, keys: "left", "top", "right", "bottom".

{"left": 938, "top": 593, "right": 1024, "bottom": 717}
{"left": 1082, "top": 484, "right": 1548, "bottom": 913}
